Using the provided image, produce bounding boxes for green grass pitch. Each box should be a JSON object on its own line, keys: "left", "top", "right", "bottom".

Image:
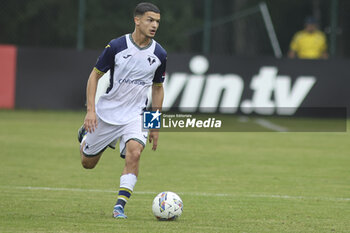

{"left": 0, "top": 110, "right": 349, "bottom": 233}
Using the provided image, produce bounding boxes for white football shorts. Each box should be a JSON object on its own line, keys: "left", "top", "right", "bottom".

{"left": 82, "top": 115, "right": 148, "bottom": 158}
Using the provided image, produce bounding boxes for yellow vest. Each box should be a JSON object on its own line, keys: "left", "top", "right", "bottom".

{"left": 290, "top": 30, "right": 327, "bottom": 59}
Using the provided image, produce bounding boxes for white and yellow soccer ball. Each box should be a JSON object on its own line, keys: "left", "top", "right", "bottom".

{"left": 152, "top": 191, "right": 183, "bottom": 220}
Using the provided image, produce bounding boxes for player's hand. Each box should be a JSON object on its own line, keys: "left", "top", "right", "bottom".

{"left": 149, "top": 130, "right": 159, "bottom": 151}
{"left": 84, "top": 111, "right": 97, "bottom": 133}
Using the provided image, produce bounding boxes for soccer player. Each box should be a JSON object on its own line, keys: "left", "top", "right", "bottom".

{"left": 77, "top": 2, "right": 166, "bottom": 219}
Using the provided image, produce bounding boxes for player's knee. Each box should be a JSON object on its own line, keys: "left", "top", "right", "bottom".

{"left": 128, "top": 149, "right": 141, "bottom": 161}
{"left": 81, "top": 160, "right": 96, "bottom": 169}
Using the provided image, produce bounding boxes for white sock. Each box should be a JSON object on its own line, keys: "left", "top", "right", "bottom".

{"left": 120, "top": 173, "right": 137, "bottom": 191}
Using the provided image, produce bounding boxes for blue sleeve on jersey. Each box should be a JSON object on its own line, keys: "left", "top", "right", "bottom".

{"left": 153, "top": 43, "right": 167, "bottom": 83}
{"left": 95, "top": 36, "right": 128, "bottom": 73}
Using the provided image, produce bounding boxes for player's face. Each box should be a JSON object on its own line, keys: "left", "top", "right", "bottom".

{"left": 136, "top": 12, "right": 160, "bottom": 38}
{"left": 305, "top": 23, "right": 317, "bottom": 33}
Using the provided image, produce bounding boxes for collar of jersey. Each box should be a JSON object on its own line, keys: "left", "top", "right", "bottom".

{"left": 129, "top": 34, "right": 153, "bottom": 50}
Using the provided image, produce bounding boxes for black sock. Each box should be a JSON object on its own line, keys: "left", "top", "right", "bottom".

{"left": 116, "top": 199, "right": 126, "bottom": 208}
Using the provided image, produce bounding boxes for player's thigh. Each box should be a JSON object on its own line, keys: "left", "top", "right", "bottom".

{"left": 80, "top": 141, "right": 105, "bottom": 169}
{"left": 82, "top": 116, "right": 121, "bottom": 160}
{"left": 119, "top": 115, "right": 147, "bottom": 159}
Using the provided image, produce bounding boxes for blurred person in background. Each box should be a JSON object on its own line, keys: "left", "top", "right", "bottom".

{"left": 288, "top": 16, "right": 328, "bottom": 59}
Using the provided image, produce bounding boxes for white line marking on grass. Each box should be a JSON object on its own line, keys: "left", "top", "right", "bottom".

{"left": 254, "top": 118, "right": 288, "bottom": 132}
{"left": 1, "top": 186, "right": 349, "bottom": 202}
{"left": 238, "top": 116, "right": 249, "bottom": 123}
{"left": 248, "top": 194, "right": 350, "bottom": 202}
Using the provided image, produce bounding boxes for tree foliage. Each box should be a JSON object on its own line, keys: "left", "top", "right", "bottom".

{"left": 0, "top": 0, "right": 349, "bottom": 57}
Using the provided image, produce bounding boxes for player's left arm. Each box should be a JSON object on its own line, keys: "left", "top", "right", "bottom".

{"left": 149, "top": 83, "right": 164, "bottom": 151}
{"left": 149, "top": 46, "right": 166, "bottom": 151}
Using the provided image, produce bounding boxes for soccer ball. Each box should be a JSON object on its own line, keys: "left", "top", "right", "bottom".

{"left": 152, "top": 191, "right": 183, "bottom": 220}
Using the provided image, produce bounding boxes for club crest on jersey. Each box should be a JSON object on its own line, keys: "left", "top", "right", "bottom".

{"left": 147, "top": 56, "right": 156, "bottom": 65}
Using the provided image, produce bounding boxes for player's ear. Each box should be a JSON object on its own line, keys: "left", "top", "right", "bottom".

{"left": 134, "top": 16, "right": 140, "bottom": 26}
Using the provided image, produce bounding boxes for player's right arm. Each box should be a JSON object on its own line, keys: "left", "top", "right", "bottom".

{"left": 84, "top": 68, "right": 104, "bottom": 133}
{"left": 84, "top": 40, "right": 116, "bottom": 132}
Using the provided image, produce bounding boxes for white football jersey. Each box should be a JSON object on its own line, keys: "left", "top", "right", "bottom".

{"left": 94, "top": 34, "right": 167, "bottom": 125}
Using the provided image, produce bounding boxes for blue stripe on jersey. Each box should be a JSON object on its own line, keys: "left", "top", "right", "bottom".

{"left": 95, "top": 36, "right": 128, "bottom": 94}
{"left": 153, "top": 43, "right": 167, "bottom": 84}
{"left": 95, "top": 36, "right": 128, "bottom": 73}
{"left": 106, "top": 66, "right": 115, "bottom": 94}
